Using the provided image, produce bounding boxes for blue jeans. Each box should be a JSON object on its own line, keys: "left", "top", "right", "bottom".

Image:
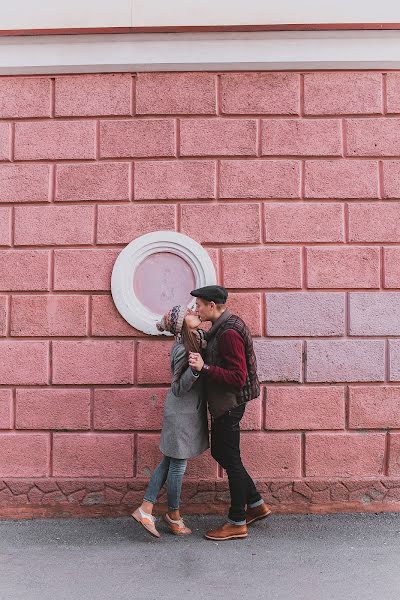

{"left": 144, "top": 455, "right": 188, "bottom": 510}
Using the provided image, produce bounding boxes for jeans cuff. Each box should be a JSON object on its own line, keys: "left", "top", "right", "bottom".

{"left": 227, "top": 518, "right": 246, "bottom": 526}
{"left": 248, "top": 499, "right": 264, "bottom": 509}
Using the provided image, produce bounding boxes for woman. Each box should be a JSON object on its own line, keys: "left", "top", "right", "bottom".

{"left": 132, "top": 305, "right": 209, "bottom": 538}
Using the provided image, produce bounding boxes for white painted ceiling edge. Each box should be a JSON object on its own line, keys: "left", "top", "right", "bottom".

{"left": 2, "top": 31, "right": 400, "bottom": 74}
{"left": 2, "top": 0, "right": 400, "bottom": 30}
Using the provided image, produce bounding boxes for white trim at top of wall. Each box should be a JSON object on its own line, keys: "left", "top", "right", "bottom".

{"left": 1, "top": 30, "right": 400, "bottom": 74}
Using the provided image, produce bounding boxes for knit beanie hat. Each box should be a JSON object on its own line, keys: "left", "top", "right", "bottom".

{"left": 156, "top": 305, "right": 187, "bottom": 336}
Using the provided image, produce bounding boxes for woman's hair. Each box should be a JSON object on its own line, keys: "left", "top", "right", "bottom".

{"left": 174, "top": 319, "right": 204, "bottom": 381}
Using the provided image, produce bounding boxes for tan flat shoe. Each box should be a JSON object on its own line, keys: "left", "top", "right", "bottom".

{"left": 163, "top": 513, "right": 192, "bottom": 535}
{"left": 132, "top": 507, "right": 160, "bottom": 538}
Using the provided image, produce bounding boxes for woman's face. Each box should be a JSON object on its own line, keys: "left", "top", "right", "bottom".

{"left": 184, "top": 309, "right": 201, "bottom": 330}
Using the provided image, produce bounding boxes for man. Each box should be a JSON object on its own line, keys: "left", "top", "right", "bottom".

{"left": 188, "top": 285, "right": 271, "bottom": 541}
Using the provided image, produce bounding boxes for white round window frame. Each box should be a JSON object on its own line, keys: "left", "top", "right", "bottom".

{"left": 111, "top": 231, "right": 217, "bottom": 336}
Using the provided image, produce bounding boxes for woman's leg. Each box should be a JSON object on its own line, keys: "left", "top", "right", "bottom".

{"left": 141, "top": 455, "right": 170, "bottom": 514}
{"left": 166, "top": 457, "right": 187, "bottom": 520}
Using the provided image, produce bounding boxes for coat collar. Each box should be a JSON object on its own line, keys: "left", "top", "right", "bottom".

{"left": 205, "top": 309, "right": 232, "bottom": 341}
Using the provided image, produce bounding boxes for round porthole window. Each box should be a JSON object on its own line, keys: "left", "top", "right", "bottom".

{"left": 111, "top": 231, "right": 217, "bottom": 335}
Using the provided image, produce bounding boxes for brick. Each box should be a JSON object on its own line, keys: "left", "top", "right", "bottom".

{"left": 388, "top": 434, "right": 400, "bottom": 475}
{"left": 181, "top": 203, "right": 260, "bottom": 244}
{"left": 349, "top": 203, "right": 400, "bottom": 242}
{"left": 347, "top": 118, "right": 400, "bottom": 156}
{"left": 14, "top": 121, "right": 96, "bottom": 160}
{"left": 220, "top": 160, "right": 300, "bottom": 199}
{"left": 54, "top": 249, "right": 119, "bottom": 291}
{"left": 0, "top": 296, "right": 6, "bottom": 336}
{"left": 0, "top": 434, "right": 49, "bottom": 477}
{"left": 265, "top": 203, "right": 344, "bottom": 243}
{"left": 221, "top": 73, "right": 299, "bottom": 115}
{"left": 0, "top": 250, "right": 49, "bottom": 291}
{"left": 307, "top": 247, "right": 380, "bottom": 289}
{"left": 180, "top": 118, "right": 257, "bottom": 156}
{"left": 136, "top": 434, "right": 217, "bottom": 479}
{"left": 91, "top": 295, "right": 142, "bottom": 337}
{"left": 135, "top": 160, "right": 215, "bottom": 200}
{"left": 226, "top": 293, "right": 262, "bottom": 336}
{"left": 222, "top": 247, "right": 301, "bottom": 289}
{"left": 304, "top": 73, "right": 382, "bottom": 115}
{"left": 55, "top": 74, "right": 132, "bottom": 116}
{"left": 384, "top": 248, "right": 400, "bottom": 288}
{"left": 349, "top": 386, "right": 400, "bottom": 429}
{"left": 100, "top": 119, "right": 175, "bottom": 158}
{"left": 137, "top": 340, "right": 173, "bottom": 384}
{"left": 56, "top": 163, "right": 130, "bottom": 202}
{"left": 136, "top": 73, "right": 216, "bottom": 115}
{"left": 14, "top": 205, "right": 94, "bottom": 246}
{"left": 0, "top": 390, "right": 12, "bottom": 428}
{"left": 305, "top": 432, "right": 386, "bottom": 477}
{"left": 383, "top": 161, "right": 400, "bottom": 198}
{"left": 306, "top": 340, "right": 385, "bottom": 383}
{"left": 16, "top": 388, "right": 90, "bottom": 430}
{"left": 262, "top": 119, "right": 341, "bottom": 156}
{"left": 304, "top": 160, "right": 378, "bottom": 198}
{"left": 53, "top": 433, "right": 133, "bottom": 477}
{"left": 0, "top": 122, "right": 10, "bottom": 161}
{"left": 0, "top": 164, "right": 50, "bottom": 203}
{"left": 254, "top": 339, "right": 303, "bottom": 383}
{"left": 266, "top": 292, "right": 345, "bottom": 337}
{"left": 240, "top": 397, "right": 262, "bottom": 430}
{"left": 266, "top": 386, "right": 345, "bottom": 430}
{"left": 0, "top": 77, "right": 51, "bottom": 118}
{"left": 386, "top": 73, "right": 400, "bottom": 113}
{"left": 94, "top": 388, "right": 167, "bottom": 430}
{"left": 349, "top": 293, "right": 400, "bottom": 336}
{"left": 0, "top": 341, "right": 48, "bottom": 384}
{"left": 11, "top": 295, "right": 87, "bottom": 337}
{"left": 52, "top": 340, "right": 134, "bottom": 384}
{"left": 97, "top": 204, "right": 176, "bottom": 244}
{"left": 390, "top": 340, "right": 400, "bottom": 381}
{"left": 240, "top": 432, "right": 302, "bottom": 478}
{"left": 0, "top": 207, "right": 11, "bottom": 246}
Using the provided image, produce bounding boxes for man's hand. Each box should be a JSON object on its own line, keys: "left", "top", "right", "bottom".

{"left": 189, "top": 352, "right": 204, "bottom": 372}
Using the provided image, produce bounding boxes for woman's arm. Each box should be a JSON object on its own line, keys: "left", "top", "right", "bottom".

{"left": 171, "top": 345, "right": 200, "bottom": 397}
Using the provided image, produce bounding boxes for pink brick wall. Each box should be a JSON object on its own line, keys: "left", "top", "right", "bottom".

{"left": 1, "top": 71, "right": 400, "bottom": 516}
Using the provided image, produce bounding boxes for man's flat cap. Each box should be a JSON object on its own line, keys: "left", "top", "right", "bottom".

{"left": 190, "top": 285, "right": 228, "bottom": 304}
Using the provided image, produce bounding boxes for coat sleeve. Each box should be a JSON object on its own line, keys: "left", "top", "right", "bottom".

{"left": 170, "top": 345, "right": 200, "bottom": 398}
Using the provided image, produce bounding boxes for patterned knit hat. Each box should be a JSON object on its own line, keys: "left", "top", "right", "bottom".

{"left": 156, "top": 305, "right": 187, "bottom": 336}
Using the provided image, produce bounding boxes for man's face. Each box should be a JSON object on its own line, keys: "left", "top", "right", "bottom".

{"left": 195, "top": 298, "right": 213, "bottom": 322}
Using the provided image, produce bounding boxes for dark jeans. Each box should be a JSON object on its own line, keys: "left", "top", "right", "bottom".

{"left": 211, "top": 403, "right": 262, "bottom": 524}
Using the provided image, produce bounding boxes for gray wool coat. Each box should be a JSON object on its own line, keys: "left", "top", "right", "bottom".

{"left": 159, "top": 343, "right": 209, "bottom": 460}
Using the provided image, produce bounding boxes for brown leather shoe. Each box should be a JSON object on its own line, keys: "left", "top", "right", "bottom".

{"left": 204, "top": 522, "right": 248, "bottom": 541}
{"left": 246, "top": 502, "right": 272, "bottom": 525}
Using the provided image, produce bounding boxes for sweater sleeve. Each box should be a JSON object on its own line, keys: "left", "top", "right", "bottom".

{"left": 205, "top": 329, "right": 247, "bottom": 388}
{"left": 170, "top": 345, "right": 200, "bottom": 397}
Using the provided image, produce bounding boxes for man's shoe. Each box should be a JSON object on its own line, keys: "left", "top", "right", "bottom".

{"left": 246, "top": 502, "right": 272, "bottom": 525}
{"left": 204, "top": 522, "right": 248, "bottom": 541}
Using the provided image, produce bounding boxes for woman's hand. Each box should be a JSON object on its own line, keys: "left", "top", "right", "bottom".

{"left": 189, "top": 352, "right": 204, "bottom": 372}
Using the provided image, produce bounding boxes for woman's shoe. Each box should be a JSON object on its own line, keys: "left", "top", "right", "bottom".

{"left": 132, "top": 507, "right": 160, "bottom": 538}
{"left": 163, "top": 512, "right": 192, "bottom": 535}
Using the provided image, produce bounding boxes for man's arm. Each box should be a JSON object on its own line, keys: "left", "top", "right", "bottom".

{"left": 204, "top": 329, "right": 247, "bottom": 388}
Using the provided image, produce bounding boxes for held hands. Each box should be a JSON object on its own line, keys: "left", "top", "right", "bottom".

{"left": 189, "top": 352, "right": 204, "bottom": 372}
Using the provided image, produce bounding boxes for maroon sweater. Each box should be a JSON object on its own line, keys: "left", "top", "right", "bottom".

{"left": 205, "top": 329, "right": 247, "bottom": 389}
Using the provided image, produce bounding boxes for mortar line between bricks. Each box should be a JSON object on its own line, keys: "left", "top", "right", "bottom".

{"left": 256, "top": 118, "right": 262, "bottom": 157}
{"left": 382, "top": 73, "right": 388, "bottom": 115}
{"left": 261, "top": 385, "right": 267, "bottom": 431}
{"left": 49, "top": 250, "right": 54, "bottom": 291}
{"left": 11, "top": 387, "right": 16, "bottom": 431}
{"left": 302, "top": 246, "right": 308, "bottom": 290}
{"left": 5, "top": 293, "right": 11, "bottom": 337}
{"left": 214, "top": 159, "right": 220, "bottom": 201}
{"left": 300, "top": 159, "right": 305, "bottom": 199}
{"left": 10, "top": 122, "right": 15, "bottom": 161}
{"left": 49, "top": 340, "right": 53, "bottom": 385}
{"left": 260, "top": 289, "right": 267, "bottom": 336}
{"left": 50, "top": 78, "right": 55, "bottom": 118}
{"left": 384, "top": 431, "right": 391, "bottom": 476}
{"left": 130, "top": 161, "right": 135, "bottom": 200}
{"left": 341, "top": 118, "right": 348, "bottom": 157}
{"left": 95, "top": 120, "right": 100, "bottom": 160}
{"left": 302, "top": 340, "right": 307, "bottom": 384}
{"left": 93, "top": 203, "right": 98, "bottom": 245}
{"left": 130, "top": 75, "right": 136, "bottom": 116}
{"left": 86, "top": 295, "right": 92, "bottom": 337}
{"left": 10, "top": 206, "right": 15, "bottom": 247}
{"left": 343, "top": 202, "right": 349, "bottom": 243}
{"left": 218, "top": 248, "right": 224, "bottom": 286}
{"left": 175, "top": 203, "right": 181, "bottom": 232}
{"left": 1, "top": 199, "right": 395, "bottom": 207}
{"left": 301, "top": 432, "right": 306, "bottom": 477}
{"left": 175, "top": 117, "right": 180, "bottom": 158}
{"left": 378, "top": 160, "right": 384, "bottom": 199}
{"left": 133, "top": 340, "right": 138, "bottom": 385}
{"left": 344, "top": 385, "right": 350, "bottom": 429}
{"left": 49, "top": 432, "right": 53, "bottom": 477}
{"left": 89, "top": 387, "right": 94, "bottom": 431}
{"left": 380, "top": 246, "right": 384, "bottom": 290}
{"left": 215, "top": 74, "right": 221, "bottom": 116}
{"left": 385, "top": 339, "right": 390, "bottom": 383}
{"left": 49, "top": 164, "right": 56, "bottom": 201}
